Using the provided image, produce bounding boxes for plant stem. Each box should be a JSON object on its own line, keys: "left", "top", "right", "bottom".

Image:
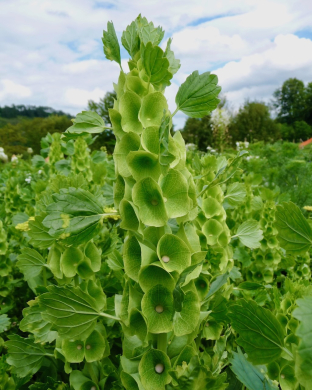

{"left": 42, "top": 267, "right": 47, "bottom": 287}
{"left": 157, "top": 333, "right": 167, "bottom": 353}
{"left": 282, "top": 347, "right": 294, "bottom": 360}
{"left": 74, "top": 274, "right": 79, "bottom": 287}
{"left": 171, "top": 107, "right": 179, "bottom": 117}
{"left": 99, "top": 312, "right": 121, "bottom": 321}
{"left": 86, "top": 362, "right": 98, "bottom": 385}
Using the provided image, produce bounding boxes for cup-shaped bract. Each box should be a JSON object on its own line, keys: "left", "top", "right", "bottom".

{"left": 157, "top": 234, "right": 191, "bottom": 273}
{"left": 139, "top": 349, "right": 171, "bottom": 390}
{"left": 132, "top": 178, "right": 168, "bottom": 227}
{"left": 141, "top": 284, "right": 174, "bottom": 333}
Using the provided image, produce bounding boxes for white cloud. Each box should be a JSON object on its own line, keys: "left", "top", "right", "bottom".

{"left": 0, "top": 79, "right": 32, "bottom": 101}
{"left": 65, "top": 87, "right": 106, "bottom": 107}
{"left": 0, "top": 0, "right": 312, "bottom": 128}
{"left": 214, "top": 34, "right": 312, "bottom": 109}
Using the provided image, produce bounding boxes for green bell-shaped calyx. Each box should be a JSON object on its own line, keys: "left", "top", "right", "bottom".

{"left": 133, "top": 178, "right": 168, "bottom": 227}
{"left": 142, "top": 284, "right": 174, "bottom": 333}
{"left": 139, "top": 349, "right": 171, "bottom": 390}
{"left": 157, "top": 234, "right": 191, "bottom": 273}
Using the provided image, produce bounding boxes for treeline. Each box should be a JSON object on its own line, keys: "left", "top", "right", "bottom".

{"left": 1, "top": 77, "right": 312, "bottom": 157}
{"left": 0, "top": 104, "right": 70, "bottom": 119}
{"left": 0, "top": 116, "right": 73, "bottom": 157}
{"left": 181, "top": 78, "right": 312, "bottom": 151}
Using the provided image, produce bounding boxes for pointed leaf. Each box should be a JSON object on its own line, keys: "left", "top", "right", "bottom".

{"left": 5, "top": 335, "right": 48, "bottom": 377}
{"left": 229, "top": 299, "right": 286, "bottom": 364}
{"left": 67, "top": 111, "right": 106, "bottom": 134}
{"left": 140, "top": 42, "right": 172, "bottom": 90}
{"left": 275, "top": 201, "right": 312, "bottom": 254}
{"left": 235, "top": 220, "right": 263, "bottom": 249}
{"left": 102, "top": 21, "right": 121, "bottom": 65}
{"left": 17, "top": 248, "right": 46, "bottom": 280}
{"left": 164, "top": 38, "right": 180, "bottom": 75}
{"left": 39, "top": 285, "right": 104, "bottom": 339}
{"left": 122, "top": 21, "right": 140, "bottom": 57}
{"left": 175, "top": 71, "right": 221, "bottom": 118}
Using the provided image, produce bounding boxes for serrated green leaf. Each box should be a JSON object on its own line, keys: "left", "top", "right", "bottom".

{"left": 140, "top": 42, "right": 172, "bottom": 90}
{"left": 164, "top": 38, "right": 180, "bottom": 75}
{"left": 39, "top": 285, "right": 105, "bottom": 339}
{"left": 122, "top": 21, "right": 140, "bottom": 58}
{"left": 28, "top": 216, "right": 55, "bottom": 249}
{"left": 5, "top": 335, "right": 48, "bottom": 377}
{"left": 230, "top": 348, "right": 278, "bottom": 390}
{"left": 20, "top": 299, "right": 57, "bottom": 344}
{"left": 17, "top": 248, "right": 46, "bottom": 280}
{"left": 42, "top": 187, "right": 106, "bottom": 246}
{"left": 66, "top": 111, "right": 107, "bottom": 135}
{"left": 234, "top": 220, "right": 263, "bottom": 249}
{"left": 229, "top": 299, "right": 286, "bottom": 364}
{"left": 224, "top": 183, "right": 246, "bottom": 206}
{"left": 136, "top": 15, "right": 165, "bottom": 46}
{"left": 102, "top": 21, "right": 121, "bottom": 65}
{"left": 275, "top": 201, "right": 312, "bottom": 254}
{"left": 175, "top": 71, "right": 221, "bottom": 118}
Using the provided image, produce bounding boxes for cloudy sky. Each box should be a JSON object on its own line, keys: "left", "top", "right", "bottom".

{"left": 1, "top": 0, "right": 312, "bottom": 128}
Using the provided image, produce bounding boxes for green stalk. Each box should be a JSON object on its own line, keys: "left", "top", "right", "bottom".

{"left": 99, "top": 312, "right": 121, "bottom": 321}
{"left": 74, "top": 274, "right": 79, "bottom": 287}
{"left": 42, "top": 267, "right": 47, "bottom": 287}
{"left": 86, "top": 362, "right": 98, "bottom": 385}
{"left": 157, "top": 333, "right": 167, "bottom": 353}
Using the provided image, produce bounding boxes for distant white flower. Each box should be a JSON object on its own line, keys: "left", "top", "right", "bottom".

{"left": 211, "top": 108, "right": 231, "bottom": 128}
{"left": 0, "top": 147, "right": 8, "bottom": 162}
{"left": 27, "top": 147, "right": 33, "bottom": 154}
{"left": 185, "top": 143, "right": 197, "bottom": 151}
{"left": 244, "top": 141, "right": 249, "bottom": 148}
{"left": 25, "top": 177, "right": 31, "bottom": 183}
{"left": 38, "top": 170, "right": 42, "bottom": 174}
{"left": 11, "top": 155, "right": 18, "bottom": 162}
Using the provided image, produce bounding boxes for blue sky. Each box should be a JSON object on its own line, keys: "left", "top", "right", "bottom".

{"left": 1, "top": 0, "right": 312, "bottom": 128}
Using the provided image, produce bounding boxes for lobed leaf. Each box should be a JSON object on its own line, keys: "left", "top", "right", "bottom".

{"left": 175, "top": 71, "right": 221, "bottom": 118}
{"left": 229, "top": 299, "right": 286, "bottom": 364}
{"left": 275, "top": 201, "right": 312, "bottom": 254}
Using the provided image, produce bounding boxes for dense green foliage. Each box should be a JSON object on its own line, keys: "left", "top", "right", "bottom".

{"left": 0, "top": 15, "right": 312, "bottom": 390}
{"left": 229, "top": 101, "right": 280, "bottom": 144}
{"left": 242, "top": 141, "right": 312, "bottom": 208}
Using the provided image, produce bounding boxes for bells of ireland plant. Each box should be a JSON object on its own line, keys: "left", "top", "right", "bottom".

{"left": 99, "top": 15, "right": 223, "bottom": 390}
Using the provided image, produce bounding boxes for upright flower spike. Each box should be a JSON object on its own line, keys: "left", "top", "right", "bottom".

{"left": 103, "top": 15, "right": 222, "bottom": 386}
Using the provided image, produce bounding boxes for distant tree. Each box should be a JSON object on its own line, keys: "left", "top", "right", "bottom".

{"left": 292, "top": 121, "right": 312, "bottom": 141}
{"left": 0, "top": 104, "right": 70, "bottom": 119}
{"left": 0, "top": 115, "right": 72, "bottom": 157}
{"left": 273, "top": 78, "right": 306, "bottom": 125}
{"left": 180, "top": 115, "right": 213, "bottom": 151}
{"left": 229, "top": 101, "right": 280, "bottom": 143}
{"left": 305, "top": 82, "right": 312, "bottom": 127}
{"left": 87, "top": 91, "right": 117, "bottom": 153}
